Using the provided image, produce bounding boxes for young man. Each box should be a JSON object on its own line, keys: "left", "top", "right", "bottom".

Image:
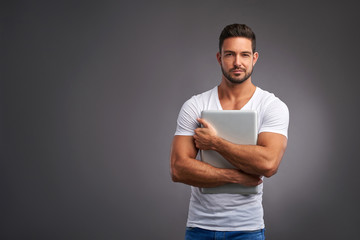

{"left": 170, "top": 24, "right": 289, "bottom": 239}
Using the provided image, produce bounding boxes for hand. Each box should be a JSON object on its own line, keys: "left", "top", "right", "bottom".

{"left": 193, "top": 118, "right": 218, "bottom": 150}
{"left": 232, "top": 170, "right": 263, "bottom": 186}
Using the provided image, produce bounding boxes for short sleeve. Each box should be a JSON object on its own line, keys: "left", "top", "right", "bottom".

{"left": 174, "top": 97, "right": 201, "bottom": 136}
{"left": 259, "top": 98, "right": 289, "bottom": 138}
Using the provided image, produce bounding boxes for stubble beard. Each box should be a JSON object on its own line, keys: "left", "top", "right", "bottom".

{"left": 221, "top": 65, "right": 254, "bottom": 85}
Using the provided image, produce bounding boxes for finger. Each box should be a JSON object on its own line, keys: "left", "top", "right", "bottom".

{"left": 197, "top": 118, "right": 209, "bottom": 128}
{"left": 194, "top": 140, "right": 199, "bottom": 148}
{"left": 194, "top": 129, "right": 201, "bottom": 137}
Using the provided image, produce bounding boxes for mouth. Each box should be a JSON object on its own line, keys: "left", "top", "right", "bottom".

{"left": 231, "top": 69, "right": 244, "bottom": 74}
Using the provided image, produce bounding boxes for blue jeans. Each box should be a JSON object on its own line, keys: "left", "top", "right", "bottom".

{"left": 185, "top": 227, "right": 265, "bottom": 240}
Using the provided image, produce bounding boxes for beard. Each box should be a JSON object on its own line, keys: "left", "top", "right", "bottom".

{"left": 221, "top": 65, "right": 254, "bottom": 84}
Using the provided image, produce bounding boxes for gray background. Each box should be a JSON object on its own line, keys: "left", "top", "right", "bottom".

{"left": 2, "top": 0, "right": 360, "bottom": 239}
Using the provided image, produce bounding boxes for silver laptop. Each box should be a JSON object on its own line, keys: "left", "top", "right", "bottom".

{"left": 200, "top": 110, "right": 259, "bottom": 194}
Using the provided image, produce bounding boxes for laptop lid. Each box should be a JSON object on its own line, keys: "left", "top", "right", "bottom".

{"left": 200, "top": 110, "right": 259, "bottom": 194}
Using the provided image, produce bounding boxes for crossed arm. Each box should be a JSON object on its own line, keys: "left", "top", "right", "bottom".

{"left": 170, "top": 118, "right": 287, "bottom": 187}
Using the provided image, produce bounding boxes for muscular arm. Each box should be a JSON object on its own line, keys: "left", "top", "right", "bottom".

{"left": 170, "top": 135, "right": 262, "bottom": 187}
{"left": 194, "top": 118, "right": 287, "bottom": 178}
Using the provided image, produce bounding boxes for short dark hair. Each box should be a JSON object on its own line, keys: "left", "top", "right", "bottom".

{"left": 219, "top": 24, "right": 256, "bottom": 53}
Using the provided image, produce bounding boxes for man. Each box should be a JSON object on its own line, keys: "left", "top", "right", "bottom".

{"left": 170, "top": 24, "right": 289, "bottom": 240}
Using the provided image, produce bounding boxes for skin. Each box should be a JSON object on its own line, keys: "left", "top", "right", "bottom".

{"left": 170, "top": 37, "right": 288, "bottom": 187}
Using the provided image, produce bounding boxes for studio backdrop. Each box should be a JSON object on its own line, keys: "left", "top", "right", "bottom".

{"left": 2, "top": 1, "right": 360, "bottom": 239}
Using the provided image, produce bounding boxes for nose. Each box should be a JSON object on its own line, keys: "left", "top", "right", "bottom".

{"left": 234, "top": 55, "right": 241, "bottom": 67}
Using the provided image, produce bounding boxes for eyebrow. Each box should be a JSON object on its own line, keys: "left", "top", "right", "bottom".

{"left": 223, "top": 50, "right": 252, "bottom": 54}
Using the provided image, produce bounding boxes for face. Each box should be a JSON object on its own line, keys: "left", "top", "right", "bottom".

{"left": 217, "top": 37, "right": 258, "bottom": 84}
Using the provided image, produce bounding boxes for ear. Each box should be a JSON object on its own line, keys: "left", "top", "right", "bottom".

{"left": 252, "top": 52, "right": 259, "bottom": 66}
{"left": 216, "top": 52, "right": 221, "bottom": 65}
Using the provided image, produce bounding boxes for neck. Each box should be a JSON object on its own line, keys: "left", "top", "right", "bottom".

{"left": 218, "top": 77, "right": 256, "bottom": 101}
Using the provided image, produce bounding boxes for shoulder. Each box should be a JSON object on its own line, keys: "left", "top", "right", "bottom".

{"left": 189, "top": 87, "right": 216, "bottom": 102}
{"left": 255, "top": 87, "right": 283, "bottom": 104}
{"left": 182, "top": 86, "right": 217, "bottom": 110}
{"left": 255, "top": 87, "right": 289, "bottom": 137}
{"left": 255, "top": 87, "right": 288, "bottom": 113}
{"left": 175, "top": 87, "right": 217, "bottom": 136}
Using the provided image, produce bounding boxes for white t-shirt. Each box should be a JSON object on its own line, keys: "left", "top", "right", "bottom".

{"left": 174, "top": 86, "right": 289, "bottom": 231}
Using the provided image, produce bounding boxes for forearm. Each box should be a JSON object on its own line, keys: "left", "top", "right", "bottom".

{"left": 171, "top": 155, "right": 261, "bottom": 188}
{"left": 170, "top": 135, "right": 263, "bottom": 187}
{"left": 173, "top": 157, "right": 229, "bottom": 187}
{"left": 211, "top": 137, "right": 279, "bottom": 177}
